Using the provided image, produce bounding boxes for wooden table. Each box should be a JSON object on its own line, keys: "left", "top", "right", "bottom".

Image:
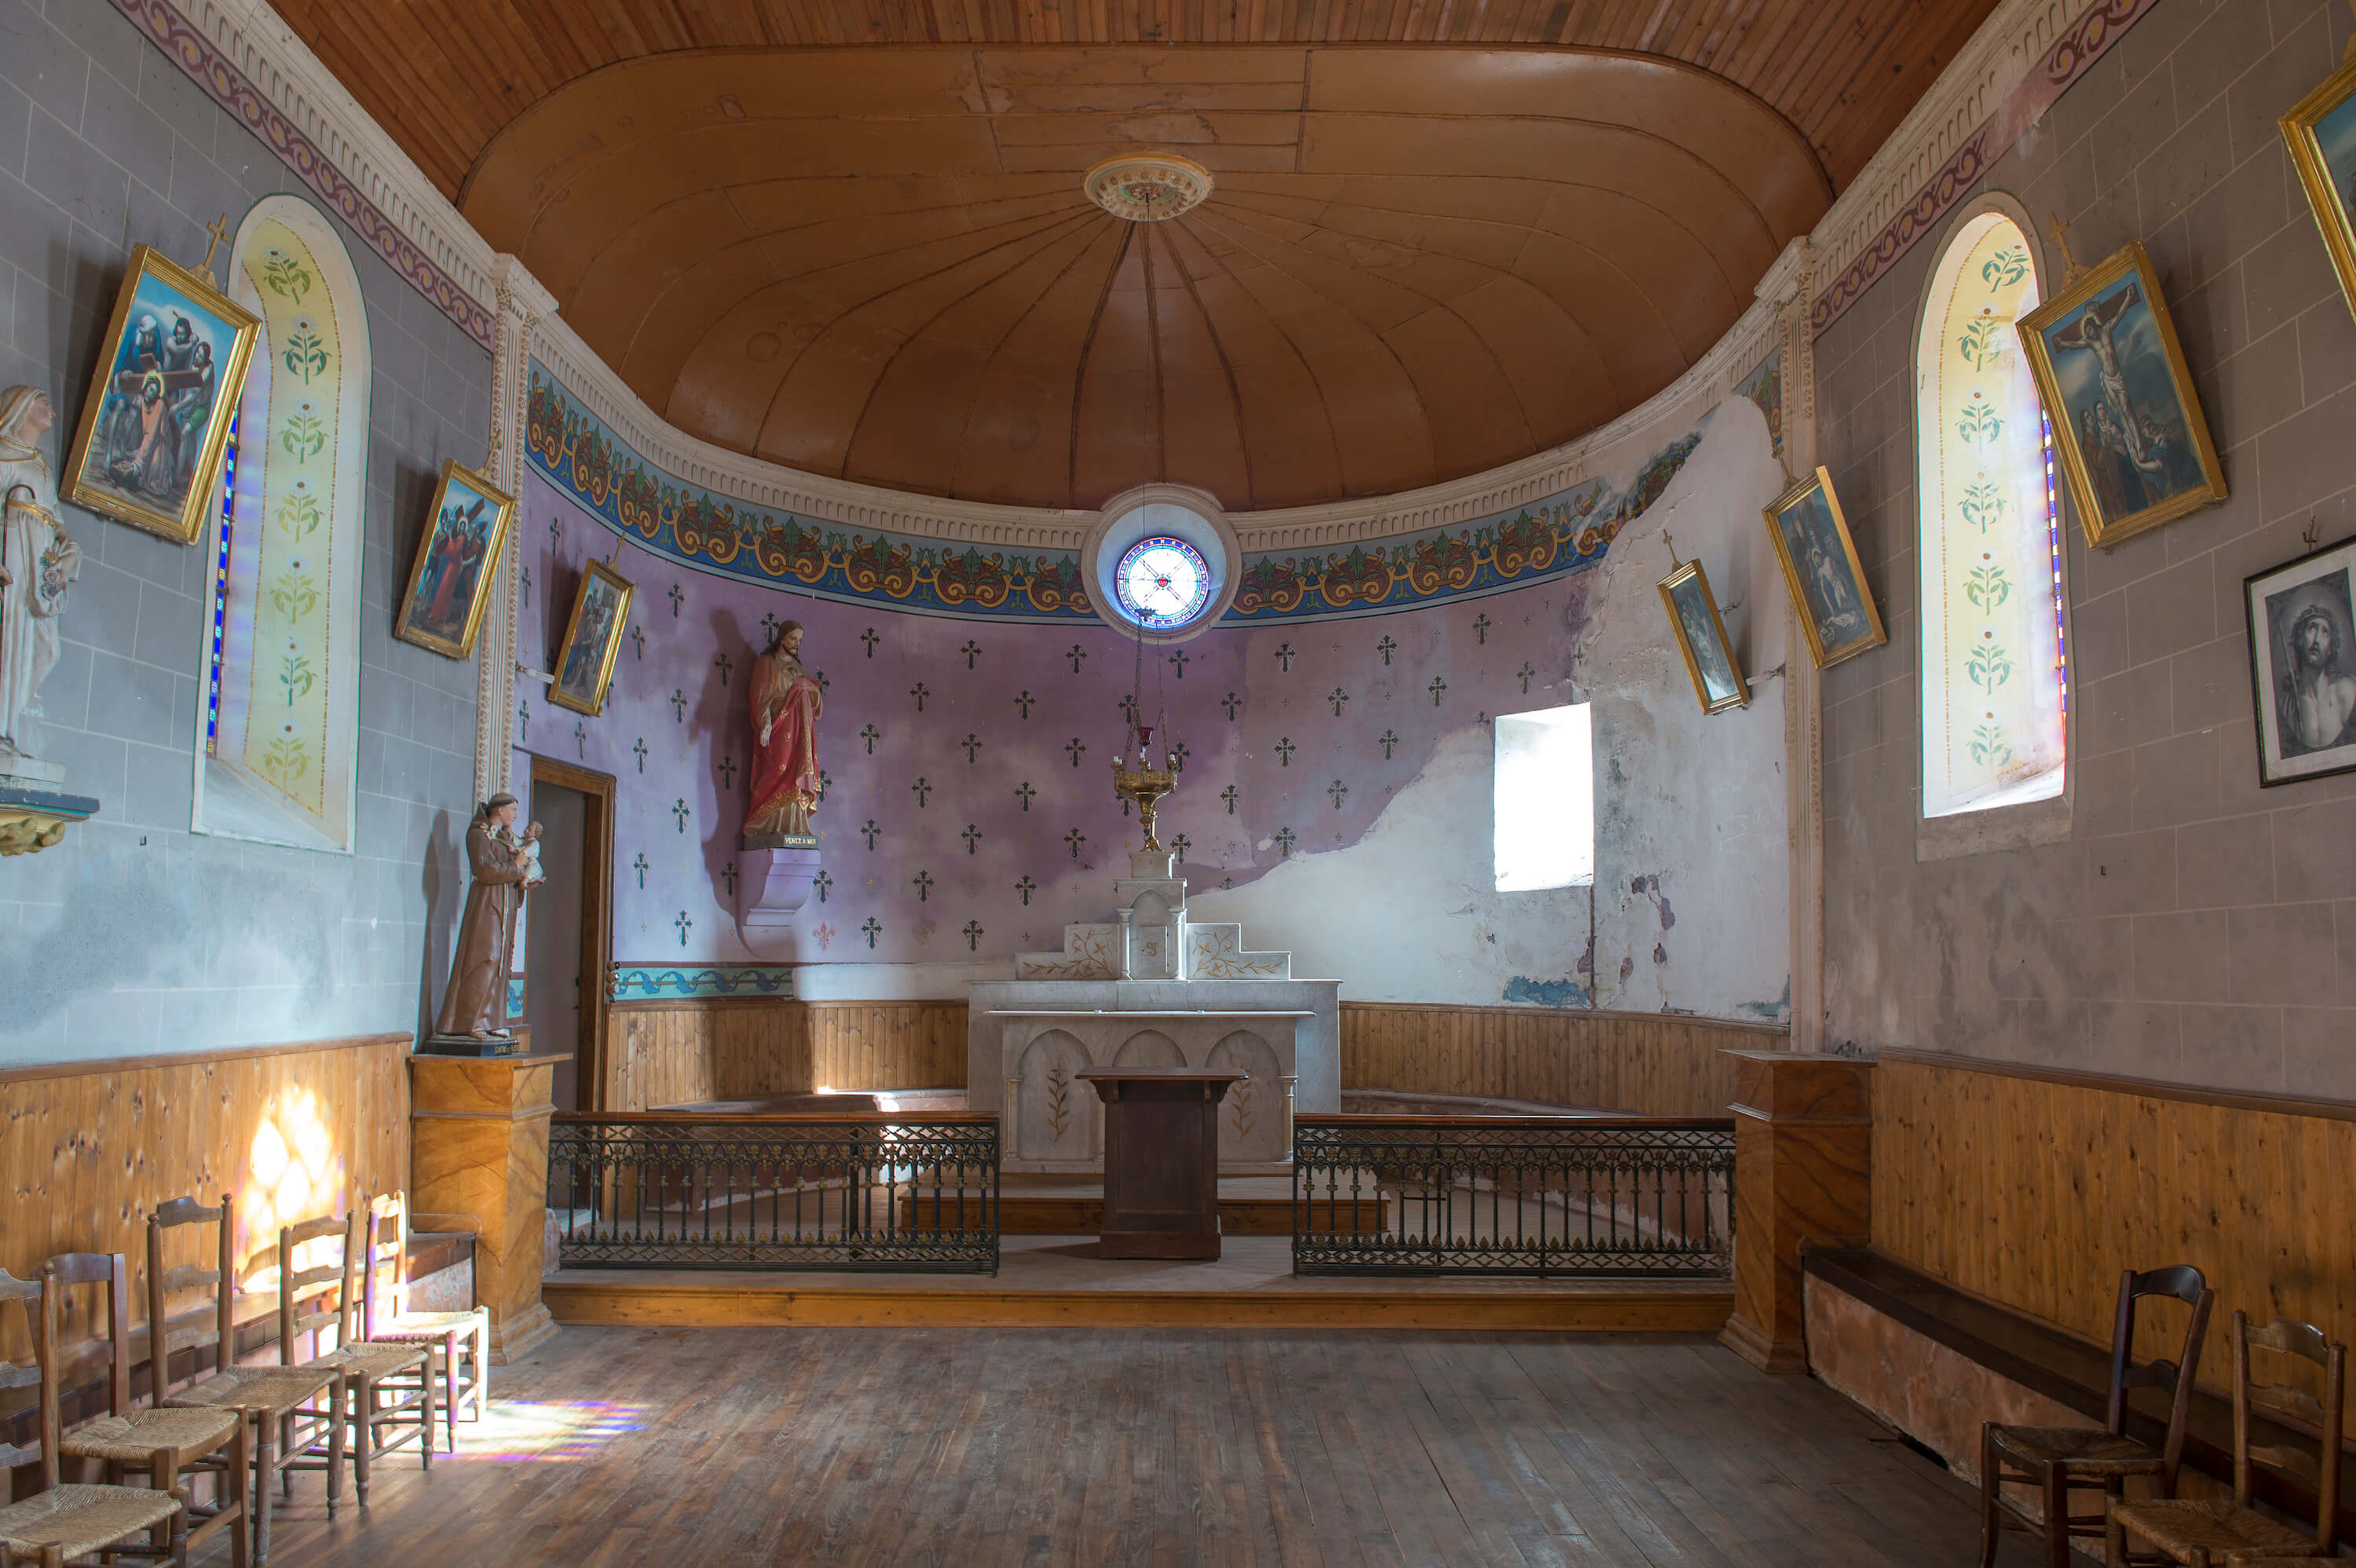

{"left": 1077, "top": 1068, "right": 1247, "bottom": 1259}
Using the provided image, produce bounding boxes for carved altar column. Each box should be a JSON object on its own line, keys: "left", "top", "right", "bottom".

{"left": 472, "top": 255, "right": 558, "bottom": 803}
{"left": 1719, "top": 1048, "right": 1870, "bottom": 1374}
{"left": 408, "top": 1041, "right": 562, "bottom": 1363}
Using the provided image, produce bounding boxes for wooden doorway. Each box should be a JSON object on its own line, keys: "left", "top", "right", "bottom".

{"left": 527, "top": 756, "right": 616, "bottom": 1111}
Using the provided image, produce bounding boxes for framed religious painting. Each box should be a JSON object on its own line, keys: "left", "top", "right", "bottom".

{"left": 1764, "top": 466, "right": 1886, "bottom": 669}
{"left": 394, "top": 460, "right": 515, "bottom": 659}
{"left": 1658, "top": 559, "right": 1748, "bottom": 715}
{"left": 2018, "top": 240, "right": 2226, "bottom": 550}
{"left": 60, "top": 244, "right": 259, "bottom": 544}
{"left": 2245, "top": 534, "right": 2356, "bottom": 787}
{"left": 549, "top": 559, "right": 634, "bottom": 717}
{"left": 2283, "top": 53, "right": 2356, "bottom": 327}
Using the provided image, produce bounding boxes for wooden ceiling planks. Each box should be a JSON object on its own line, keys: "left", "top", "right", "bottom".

{"left": 266, "top": 0, "right": 1996, "bottom": 194}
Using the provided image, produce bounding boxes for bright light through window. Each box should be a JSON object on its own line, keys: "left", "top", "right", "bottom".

{"left": 1494, "top": 704, "right": 1594, "bottom": 892}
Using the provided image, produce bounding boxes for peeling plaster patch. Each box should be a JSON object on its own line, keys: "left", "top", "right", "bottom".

{"left": 1503, "top": 976, "right": 1592, "bottom": 1007}
{"left": 1736, "top": 981, "right": 1792, "bottom": 1022}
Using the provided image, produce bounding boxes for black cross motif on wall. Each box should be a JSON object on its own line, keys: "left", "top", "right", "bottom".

{"left": 813, "top": 669, "right": 828, "bottom": 693}
{"left": 1327, "top": 688, "right": 1348, "bottom": 717}
{"left": 1328, "top": 779, "right": 1349, "bottom": 810}
{"left": 813, "top": 870, "right": 833, "bottom": 903}
{"left": 1014, "top": 690, "right": 1035, "bottom": 718}
{"left": 1015, "top": 875, "right": 1037, "bottom": 905}
{"left": 718, "top": 756, "right": 737, "bottom": 788}
{"left": 515, "top": 696, "right": 529, "bottom": 743}
{"left": 669, "top": 689, "right": 686, "bottom": 723}
{"left": 760, "top": 612, "right": 781, "bottom": 644}
{"left": 1516, "top": 663, "right": 1536, "bottom": 694}
{"left": 633, "top": 851, "right": 649, "bottom": 890}
{"left": 817, "top": 770, "right": 830, "bottom": 799}
{"left": 714, "top": 652, "right": 734, "bottom": 687}
{"left": 1168, "top": 649, "right": 1189, "bottom": 679}
{"left": 722, "top": 861, "right": 737, "bottom": 897}
{"left": 1377, "top": 635, "right": 1397, "bottom": 666}
{"left": 1378, "top": 729, "right": 1399, "bottom": 759}
{"left": 675, "top": 911, "right": 693, "bottom": 948}
{"left": 860, "top": 724, "right": 880, "bottom": 755}
{"left": 668, "top": 583, "right": 683, "bottom": 618}
{"left": 1063, "top": 828, "right": 1087, "bottom": 859}
{"left": 961, "top": 823, "right": 982, "bottom": 854}
{"left": 573, "top": 721, "right": 587, "bottom": 759}
{"left": 1473, "top": 613, "right": 1491, "bottom": 645}
{"left": 1015, "top": 781, "right": 1036, "bottom": 812}
{"left": 861, "top": 627, "right": 879, "bottom": 658}
{"left": 860, "top": 820, "right": 881, "bottom": 849}
{"left": 1428, "top": 676, "right": 1448, "bottom": 707}
{"left": 630, "top": 625, "right": 643, "bottom": 660}
{"left": 910, "top": 777, "right": 932, "bottom": 807}
{"left": 1118, "top": 693, "right": 1138, "bottom": 726}
{"left": 1066, "top": 645, "right": 1087, "bottom": 674}
{"left": 672, "top": 799, "right": 691, "bottom": 834}
{"left": 909, "top": 682, "right": 930, "bottom": 713}
{"left": 1065, "top": 738, "right": 1086, "bottom": 768}
{"left": 547, "top": 515, "right": 562, "bottom": 553}
{"left": 1220, "top": 784, "right": 1238, "bottom": 815}
{"left": 1221, "top": 691, "right": 1241, "bottom": 720}
{"left": 1477, "top": 711, "right": 1492, "bottom": 730}
{"left": 1173, "top": 833, "right": 1191, "bottom": 859}
{"left": 1275, "top": 642, "right": 1295, "bottom": 671}
{"left": 632, "top": 737, "right": 648, "bottom": 774}
{"left": 1274, "top": 737, "right": 1295, "bottom": 766}
{"left": 1273, "top": 827, "right": 1297, "bottom": 858}
{"left": 1170, "top": 742, "right": 1190, "bottom": 773}
{"left": 961, "top": 920, "right": 983, "bottom": 952}
{"left": 960, "top": 640, "right": 981, "bottom": 669}
{"left": 520, "top": 565, "right": 531, "bottom": 608}
{"left": 861, "top": 918, "right": 880, "bottom": 948}
{"left": 912, "top": 870, "right": 935, "bottom": 903}
{"left": 961, "top": 733, "right": 982, "bottom": 762}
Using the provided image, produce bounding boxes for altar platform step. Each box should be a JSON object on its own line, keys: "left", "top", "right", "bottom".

{"left": 907, "top": 1175, "right": 1381, "bottom": 1237}
{"left": 540, "top": 1234, "right": 1732, "bottom": 1332}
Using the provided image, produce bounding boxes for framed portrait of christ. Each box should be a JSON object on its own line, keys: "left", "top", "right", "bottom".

{"left": 60, "top": 245, "right": 259, "bottom": 544}
{"left": 395, "top": 460, "right": 515, "bottom": 660}
{"left": 1765, "top": 466, "right": 1885, "bottom": 669}
{"left": 2246, "top": 534, "right": 2356, "bottom": 788}
{"left": 1657, "top": 559, "right": 1748, "bottom": 715}
{"left": 550, "top": 559, "right": 634, "bottom": 717}
{"left": 2282, "top": 53, "right": 2356, "bottom": 329}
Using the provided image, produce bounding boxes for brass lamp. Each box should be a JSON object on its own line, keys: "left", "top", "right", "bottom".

{"left": 1112, "top": 720, "right": 1177, "bottom": 852}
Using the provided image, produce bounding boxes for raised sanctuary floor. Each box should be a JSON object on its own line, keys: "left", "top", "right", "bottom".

{"left": 246, "top": 1325, "right": 2051, "bottom": 1567}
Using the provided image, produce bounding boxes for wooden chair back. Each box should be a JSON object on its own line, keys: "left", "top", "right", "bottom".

{"left": 40, "top": 1252, "right": 132, "bottom": 1419}
{"left": 145, "top": 1193, "right": 234, "bottom": 1400}
{"left": 358, "top": 1191, "right": 412, "bottom": 1332}
{"left": 2104, "top": 1265, "right": 2214, "bottom": 1489}
{"left": 2231, "top": 1311, "right": 2347, "bottom": 1552}
{"left": 277, "top": 1209, "right": 352, "bottom": 1365}
{"left": 0, "top": 1269, "right": 52, "bottom": 1486}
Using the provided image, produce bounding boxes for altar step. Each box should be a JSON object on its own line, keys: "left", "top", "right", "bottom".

{"left": 541, "top": 1235, "right": 1732, "bottom": 1332}
{"left": 906, "top": 1175, "right": 1384, "bottom": 1237}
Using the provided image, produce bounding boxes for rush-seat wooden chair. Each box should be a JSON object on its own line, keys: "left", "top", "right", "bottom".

{"left": 354, "top": 1192, "right": 488, "bottom": 1454}
{"left": 279, "top": 1209, "right": 434, "bottom": 1504}
{"left": 146, "top": 1194, "right": 342, "bottom": 1568}
{"left": 43, "top": 1252, "right": 250, "bottom": 1568}
{"left": 2107, "top": 1313, "right": 2344, "bottom": 1567}
{"left": 0, "top": 1266, "right": 190, "bottom": 1568}
{"left": 1979, "top": 1265, "right": 2215, "bottom": 1568}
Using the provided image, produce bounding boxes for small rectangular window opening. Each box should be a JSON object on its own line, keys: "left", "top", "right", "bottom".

{"left": 1494, "top": 703, "right": 1594, "bottom": 892}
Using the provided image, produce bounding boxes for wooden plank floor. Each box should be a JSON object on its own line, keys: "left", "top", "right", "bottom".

{"left": 244, "top": 1327, "right": 2049, "bottom": 1567}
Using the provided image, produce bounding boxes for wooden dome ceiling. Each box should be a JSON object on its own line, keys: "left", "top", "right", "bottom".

{"left": 455, "top": 46, "right": 1829, "bottom": 510}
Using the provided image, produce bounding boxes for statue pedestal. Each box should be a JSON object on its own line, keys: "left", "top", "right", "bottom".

{"left": 408, "top": 1040, "right": 563, "bottom": 1364}
{"left": 735, "top": 840, "right": 821, "bottom": 951}
{"left": 1718, "top": 1051, "right": 1873, "bottom": 1374}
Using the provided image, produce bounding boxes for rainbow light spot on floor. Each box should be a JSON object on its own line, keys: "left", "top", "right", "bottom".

{"left": 460, "top": 1401, "right": 647, "bottom": 1463}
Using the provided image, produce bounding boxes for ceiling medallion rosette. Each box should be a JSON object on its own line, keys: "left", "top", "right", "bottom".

{"left": 1083, "top": 154, "right": 1214, "bottom": 221}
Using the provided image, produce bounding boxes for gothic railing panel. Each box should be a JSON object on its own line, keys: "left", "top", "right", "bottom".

{"left": 547, "top": 1113, "right": 1000, "bottom": 1274}
{"left": 1292, "top": 1115, "right": 1734, "bottom": 1277}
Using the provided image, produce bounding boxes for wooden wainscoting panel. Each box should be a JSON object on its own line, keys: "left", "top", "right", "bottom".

{"left": 0, "top": 1034, "right": 412, "bottom": 1353}
{"left": 1871, "top": 1051, "right": 2356, "bottom": 1368}
{"left": 605, "top": 999, "right": 811, "bottom": 1112}
{"left": 1338, "top": 1003, "right": 1778, "bottom": 1117}
{"left": 809, "top": 1001, "right": 968, "bottom": 1091}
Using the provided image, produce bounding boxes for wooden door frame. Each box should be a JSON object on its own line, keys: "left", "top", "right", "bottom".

{"left": 529, "top": 755, "right": 616, "bottom": 1112}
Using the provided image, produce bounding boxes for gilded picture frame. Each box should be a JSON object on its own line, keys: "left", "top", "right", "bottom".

{"left": 60, "top": 244, "right": 259, "bottom": 545}
{"left": 2244, "top": 532, "right": 2356, "bottom": 788}
{"left": 394, "top": 459, "right": 515, "bottom": 660}
{"left": 1764, "top": 465, "right": 1886, "bottom": 669}
{"left": 549, "top": 559, "right": 635, "bottom": 718}
{"left": 2017, "top": 240, "right": 2226, "bottom": 550}
{"left": 2282, "top": 53, "right": 2356, "bottom": 328}
{"left": 1658, "top": 559, "right": 1749, "bottom": 715}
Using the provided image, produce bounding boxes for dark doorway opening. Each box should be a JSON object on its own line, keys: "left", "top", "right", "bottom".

{"left": 526, "top": 757, "right": 615, "bottom": 1111}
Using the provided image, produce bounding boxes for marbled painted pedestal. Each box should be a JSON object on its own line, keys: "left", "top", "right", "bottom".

{"left": 735, "top": 842, "right": 821, "bottom": 952}
{"left": 408, "top": 1040, "right": 564, "bottom": 1364}
{"left": 1718, "top": 1051, "right": 1873, "bottom": 1374}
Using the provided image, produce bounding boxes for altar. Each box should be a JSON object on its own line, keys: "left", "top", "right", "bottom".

{"left": 967, "top": 849, "right": 1340, "bottom": 1175}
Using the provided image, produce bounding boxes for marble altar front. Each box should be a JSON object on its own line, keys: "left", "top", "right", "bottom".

{"left": 967, "top": 850, "right": 1339, "bottom": 1175}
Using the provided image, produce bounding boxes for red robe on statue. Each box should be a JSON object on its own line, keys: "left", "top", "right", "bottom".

{"left": 746, "top": 643, "right": 822, "bottom": 840}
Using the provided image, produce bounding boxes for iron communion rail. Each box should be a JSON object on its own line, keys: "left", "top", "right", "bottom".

{"left": 1291, "top": 1114, "right": 1736, "bottom": 1277}
{"left": 547, "top": 1112, "right": 1001, "bottom": 1274}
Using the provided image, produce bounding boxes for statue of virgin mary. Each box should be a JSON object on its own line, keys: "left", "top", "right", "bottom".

{"left": 0, "top": 386, "right": 83, "bottom": 769}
